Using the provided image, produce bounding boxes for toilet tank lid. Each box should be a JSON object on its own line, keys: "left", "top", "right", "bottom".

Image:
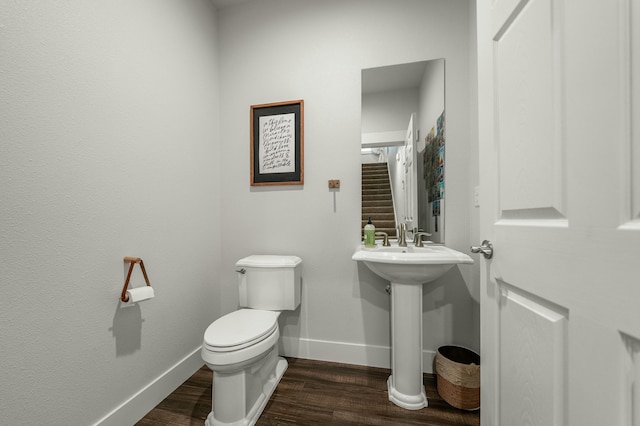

{"left": 236, "top": 255, "right": 302, "bottom": 268}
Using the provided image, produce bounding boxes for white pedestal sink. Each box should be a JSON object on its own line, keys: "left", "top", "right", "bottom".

{"left": 352, "top": 243, "right": 473, "bottom": 410}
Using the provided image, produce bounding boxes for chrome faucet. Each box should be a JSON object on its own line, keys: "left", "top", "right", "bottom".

{"left": 397, "top": 223, "right": 407, "bottom": 247}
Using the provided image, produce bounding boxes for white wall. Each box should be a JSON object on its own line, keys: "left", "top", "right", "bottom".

{"left": 218, "top": 0, "right": 478, "bottom": 368}
{"left": 362, "top": 88, "right": 419, "bottom": 133}
{"left": 0, "top": 1, "right": 221, "bottom": 424}
{"left": 0, "top": 1, "right": 479, "bottom": 423}
{"left": 468, "top": 1, "right": 481, "bottom": 306}
{"left": 418, "top": 59, "right": 445, "bottom": 241}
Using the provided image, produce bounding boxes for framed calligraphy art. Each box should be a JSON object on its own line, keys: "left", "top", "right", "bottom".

{"left": 250, "top": 99, "right": 304, "bottom": 186}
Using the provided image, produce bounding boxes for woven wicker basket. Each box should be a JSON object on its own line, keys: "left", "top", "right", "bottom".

{"left": 435, "top": 345, "right": 480, "bottom": 410}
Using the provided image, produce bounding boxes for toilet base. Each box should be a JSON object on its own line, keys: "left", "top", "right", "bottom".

{"left": 205, "top": 354, "right": 287, "bottom": 426}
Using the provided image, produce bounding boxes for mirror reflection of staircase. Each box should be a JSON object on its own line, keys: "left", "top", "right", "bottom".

{"left": 362, "top": 163, "right": 397, "bottom": 238}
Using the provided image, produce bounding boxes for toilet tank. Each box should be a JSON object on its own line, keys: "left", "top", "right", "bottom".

{"left": 236, "top": 255, "right": 302, "bottom": 311}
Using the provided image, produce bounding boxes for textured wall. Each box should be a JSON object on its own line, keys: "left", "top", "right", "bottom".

{"left": 217, "top": 0, "right": 479, "bottom": 366}
{"left": 0, "top": 1, "right": 479, "bottom": 423}
{"left": 0, "top": 1, "right": 222, "bottom": 424}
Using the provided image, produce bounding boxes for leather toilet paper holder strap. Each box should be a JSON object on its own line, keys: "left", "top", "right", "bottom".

{"left": 121, "top": 257, "right": 151, "bottom": 302}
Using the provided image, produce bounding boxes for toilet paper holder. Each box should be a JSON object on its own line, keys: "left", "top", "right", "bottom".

{"left": 121, "top": 257, "right": 151, "bottom": 302}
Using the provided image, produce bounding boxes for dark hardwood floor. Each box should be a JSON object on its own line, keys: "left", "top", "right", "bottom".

{"left": 136, "top": 357, "right": 480, "bottom": 425}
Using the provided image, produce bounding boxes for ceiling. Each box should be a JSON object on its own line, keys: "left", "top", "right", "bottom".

{"left": 208, "top": 2, "right": 429, "bottom": 96}
{"left": 361, "top": 61, "right": 429, "bottom": 95}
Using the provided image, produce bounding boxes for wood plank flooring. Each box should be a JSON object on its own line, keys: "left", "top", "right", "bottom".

{"left": 136, "top": 357, "right": 480, "bottom": 425}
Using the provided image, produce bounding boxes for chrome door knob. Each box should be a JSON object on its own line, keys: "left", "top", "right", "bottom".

{"left": 470, "top": 240, "right": 493, "bottom": 259}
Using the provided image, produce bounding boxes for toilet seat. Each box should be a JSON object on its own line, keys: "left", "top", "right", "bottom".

{"left": 202, "top": 309, "right": 280, "bottom": 367}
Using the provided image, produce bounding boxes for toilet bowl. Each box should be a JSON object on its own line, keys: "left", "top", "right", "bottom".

{"left": 202, "top": 309, "right": 285, "bottom": 426}
{"left": 202, "top": 309, "right": 280, "bottom": 370}
{"left": 201, "top": 255, "right": 302, "bottom": 426}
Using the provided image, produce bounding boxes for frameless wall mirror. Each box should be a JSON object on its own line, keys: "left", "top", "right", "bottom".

{"left": 361, "top": 59, "right": 445, "bottom": 244}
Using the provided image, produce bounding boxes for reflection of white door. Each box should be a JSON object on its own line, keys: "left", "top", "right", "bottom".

{"left": 404, "top": 114, "right": 417, "bottom": 229}
{"left": 478, "top": 0, "right": 640, "bottom": 425}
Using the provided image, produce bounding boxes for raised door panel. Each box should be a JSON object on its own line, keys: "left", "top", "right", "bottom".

{"left": 494, "top": 0, "right": 565, "bottom": 220}
{"left": 497, "top": 283, "right": 567, "bottom": 426}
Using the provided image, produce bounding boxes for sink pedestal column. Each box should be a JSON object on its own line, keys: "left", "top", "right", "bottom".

{"left": 387, "top": 281, "right": 428, "bottom": 410}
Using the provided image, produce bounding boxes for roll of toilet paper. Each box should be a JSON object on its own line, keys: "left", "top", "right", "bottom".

{"left": 122, "top": 286, "right": 155, "bottom": 306}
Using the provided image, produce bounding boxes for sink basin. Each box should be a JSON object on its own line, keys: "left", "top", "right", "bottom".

{"left": 352, "top": 243, "right": 473, "bottom": 285}
{"left": 352, "top": 242, "right": 473, "bottom": 410}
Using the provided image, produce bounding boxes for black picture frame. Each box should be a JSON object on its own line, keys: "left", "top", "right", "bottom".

{"left": 250, "top": 99, "right": 304, "bottom": 186}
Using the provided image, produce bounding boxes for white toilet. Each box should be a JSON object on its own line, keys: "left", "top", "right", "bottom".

{"left": 201, "top": 255, "right": 302, "bottom": 426}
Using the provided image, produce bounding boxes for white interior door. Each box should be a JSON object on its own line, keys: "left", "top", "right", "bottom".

{"left": 404, "top": 113, "right": 417, "bottom": 229}
{"left": 477, "top": 0, "right": 640, "bottom": 425}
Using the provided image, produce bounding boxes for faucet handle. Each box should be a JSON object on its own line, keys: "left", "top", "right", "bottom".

{"left": 413, "top": 232, "right": 432, "bottom": 247}
{"left": 375, "top": 231, "right": 390, "bottom": 247}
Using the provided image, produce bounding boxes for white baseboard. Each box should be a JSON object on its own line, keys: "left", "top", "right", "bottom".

{"left": 94, "top": 346, "right": 204, "bottom": 426}
{"left": 279, "top": 336, "right": 436, "bottom": 374}
{"left": 94, "top": 337, "right": 437, "bottom": 425}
